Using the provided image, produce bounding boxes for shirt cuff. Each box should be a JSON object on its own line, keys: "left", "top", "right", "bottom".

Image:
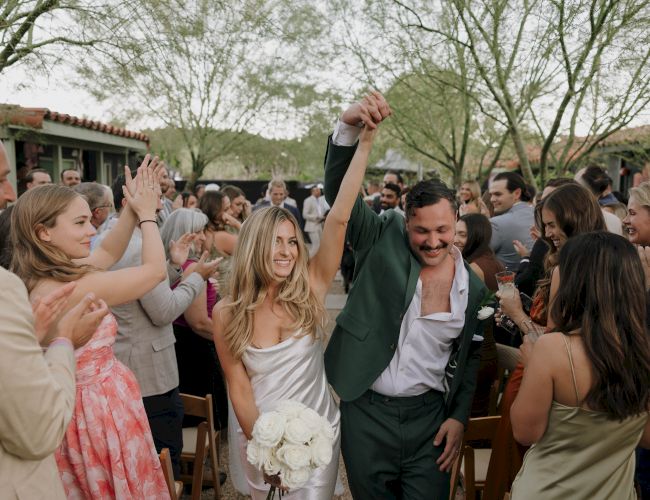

{"left": 332, "top": 120, "right": 362, "bottom": 147}
{"left": 49, "top": 337, "right": 74, "bottom": 350}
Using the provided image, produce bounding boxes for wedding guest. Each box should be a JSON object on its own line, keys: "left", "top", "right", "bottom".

{"left": 199, "top": 190, "right": 238, "bottom": 292}
{"left": 0, "top": 276, "right": 108, "bottom": 500}
{"left": 97, "top": 176, "right": 220, "bottom": 477}
{"left": 458, "top": 180, "right": 489, "bottom": 216}
{"left": 11, "top": 160, "right": 170, "bottom": 498}
{"left": 510, "top": 232, "right": 650, "bottom": 499}
{"left": 622, "top": 181, "right": 650, "bottom": 499}
{"left": 221, "top": 184, "right": 250, "bottom": 230}
{"left": 454, "top": 213, "right": 501, "bottom": 417}
{"left": 486, "top": 183, "right": 606, "bottom": 500}
{"left": 161, "top": 209, "right": 228, "bottom": 429}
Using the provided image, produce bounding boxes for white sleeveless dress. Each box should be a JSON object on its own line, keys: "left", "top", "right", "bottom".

{"left": 229, "top": 333, "right": 341, "bottom": 499}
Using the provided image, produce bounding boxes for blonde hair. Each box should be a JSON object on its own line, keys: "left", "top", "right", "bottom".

{"left": 630, "top": 181, "right": 650, "bottom": 209}
{"left": 11, "top": 184, "right": 94, "bottom": 291}
{"left": 221, "top": 206, "right": 325, "bottom": 359}
{"left": 462, "top": 180, "right": 482, "bottom": 202}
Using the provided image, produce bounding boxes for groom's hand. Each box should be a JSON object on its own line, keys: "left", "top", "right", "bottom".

{"left": 340, "top": 91, "right": 391, "bottom": 129}
{"left": 434, "top": 417, "right": 464, "bottom": 472}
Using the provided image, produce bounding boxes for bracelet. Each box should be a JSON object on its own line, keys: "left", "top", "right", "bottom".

{"left": 138, "top": 219, "right": 157, "bottom": 227}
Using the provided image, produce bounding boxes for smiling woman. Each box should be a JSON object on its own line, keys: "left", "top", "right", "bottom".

{"left": 9, "top": 160, "right": 172, "bottom": 499}
{"left": 624, "top": 182, "right": 650, "bottom": 245}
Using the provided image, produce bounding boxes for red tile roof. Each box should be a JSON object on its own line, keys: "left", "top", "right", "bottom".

{"left": 0, "top": 104, "right": 149, "bottom": 143}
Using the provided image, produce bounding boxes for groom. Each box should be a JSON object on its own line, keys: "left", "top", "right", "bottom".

{"left": 324, "top": 94, "right": 488, "bottom": 499}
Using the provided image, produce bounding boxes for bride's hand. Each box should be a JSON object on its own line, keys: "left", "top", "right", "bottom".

{"left": 264, "top": 473, "right": 289, "bottom": 493}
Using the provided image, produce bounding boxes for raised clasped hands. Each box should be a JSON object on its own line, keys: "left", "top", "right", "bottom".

{"left": 123, "top": 160, "right": 160, "bottom": 222}
{"left": 341, "top": 90, "right": 392, "bottom": 132}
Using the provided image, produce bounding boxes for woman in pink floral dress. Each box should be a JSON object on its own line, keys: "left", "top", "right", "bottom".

{"left": 11, "top": 159, "right": 170, "bottom": 498}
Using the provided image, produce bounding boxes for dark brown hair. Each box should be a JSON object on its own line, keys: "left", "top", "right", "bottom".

{"left": 551, "top": 232, "right": 650, "bottom": 419}
{"left": 459, "top": 213, "right": 493, "bottom": 262}
{"left": 198, "top": 190, "right": 227, "bottom": 231}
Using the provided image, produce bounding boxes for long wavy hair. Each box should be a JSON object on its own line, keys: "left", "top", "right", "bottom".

{"left": 550, "top": 232, "right": 650, "bottom": 419}
{"left": 221, "top": 206, "right": 325, "bottom": 359}
{"left": 11, "top": 184, "right": 94, "bottom": 291}
{"left": 533, "top": 184, "right": 605, "bottom": 321}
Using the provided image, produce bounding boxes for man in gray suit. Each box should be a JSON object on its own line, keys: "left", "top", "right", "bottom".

{"left": 96, "top": 173, "right": 220, "bottom": 477}
{"left": 489, "top": 172, "right": 535, "bottom": 271}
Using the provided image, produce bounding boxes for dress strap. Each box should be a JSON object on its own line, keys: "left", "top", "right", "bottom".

{"left": 561, "top": 334, "right": 580, "bottom": 406}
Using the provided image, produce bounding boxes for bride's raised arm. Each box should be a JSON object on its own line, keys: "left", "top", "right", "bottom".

{"left": 309, "top": 92, "right": 390, "bottom": 295}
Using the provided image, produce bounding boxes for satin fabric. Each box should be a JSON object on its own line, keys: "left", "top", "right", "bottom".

{"left": 511, "top": 402, "right": 647, "bottom": 499}
{"left": 232, "top": 333, "right": 341, "bottom": 499}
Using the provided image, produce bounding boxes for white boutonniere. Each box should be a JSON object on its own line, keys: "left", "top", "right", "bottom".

{"left": 477, "top": 306, "right": 495, "bottom": 320}
{"left": 476, "top": 291, "right": 496, "bottom": 320}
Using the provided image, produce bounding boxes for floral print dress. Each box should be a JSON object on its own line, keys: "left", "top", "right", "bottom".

{"left": 54, "top": 314, "right": 170, "bottom": 499}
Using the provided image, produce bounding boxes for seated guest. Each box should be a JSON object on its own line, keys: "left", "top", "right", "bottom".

{"left": 510, "top": 232, "right": 650, "bottom": 499}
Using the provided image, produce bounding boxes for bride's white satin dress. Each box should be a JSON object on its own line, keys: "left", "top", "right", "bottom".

{"left": 230, "top": 333, "right": 341, "bottom": 499}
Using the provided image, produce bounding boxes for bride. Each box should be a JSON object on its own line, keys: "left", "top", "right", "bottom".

{"left": 213, "top": 93, "right": 390, "bottom": 498}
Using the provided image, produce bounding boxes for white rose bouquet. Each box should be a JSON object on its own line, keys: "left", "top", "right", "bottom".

{"left": 247, "top": 400, "right": 335, "bottom": 499}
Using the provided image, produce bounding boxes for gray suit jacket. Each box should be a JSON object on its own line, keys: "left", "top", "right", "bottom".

{"left": 97, "top": 226, "right": 205, "bottom": 397}
{"left": 302, "top": 195, "right": 324, "bottom": 232}
{"left": 489, "top": 202, "right": 535, "bottom": 271}
{"left": 0, "top": 268, "right": 75, "bottom": 499}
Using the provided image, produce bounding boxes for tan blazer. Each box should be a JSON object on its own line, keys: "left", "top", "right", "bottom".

{"left": 0, "top": 268, "right": 75, "bottom": 499}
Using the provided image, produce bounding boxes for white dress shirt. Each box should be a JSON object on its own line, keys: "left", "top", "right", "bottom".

{"left": 371, "top": 245, "right": 469, "bottom": 396}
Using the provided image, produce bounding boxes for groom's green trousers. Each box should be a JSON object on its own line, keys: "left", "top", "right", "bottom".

{"left": 340, "top": 389, "right": 449, "bottom": 500}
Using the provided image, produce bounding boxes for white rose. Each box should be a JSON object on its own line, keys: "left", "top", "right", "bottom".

{"left": 246, "top": 441, "right": 271, "bottom": 469}
{"left": 252, "top": 411, "right": 286, "bottom": 448}
{"left": 276, "top": 443, "right": 312, "bottom": 471}
{"left": 276, "top": 400, "right": 307, "bottom": 419}
{"left": 477, "top": 306, "right": 495, "bottom": 320}
{"left": 282, "top": 467, "right": 311, "bottom": 490}
{"left": 319, "top": 416, "right": 335, "bottom": 440}
{"left": 284, "top": 417, "right": 314, "bottom": 445}
{"left": 263, "top": 454, "right": 285, "bottom": 476}
{"left": 298, "top": 407, "right": 323, "bottom": 435}
{"left": 310, "top": 435, "right": 333, "bottom": 467}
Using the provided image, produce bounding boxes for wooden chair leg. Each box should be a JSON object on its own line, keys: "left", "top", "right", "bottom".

{"left": 190, "top": 422, "right": 208, "bottom": 500}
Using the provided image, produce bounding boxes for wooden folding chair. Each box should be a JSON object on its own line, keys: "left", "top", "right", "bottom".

{"left": 159, "top": 448, "right": 183, "bottom": 500}
{"left": 449, "top": 415, "right": 502, "bottom": 500}
{"left": 179, "top": 393, "right": 221, "bottom": 500}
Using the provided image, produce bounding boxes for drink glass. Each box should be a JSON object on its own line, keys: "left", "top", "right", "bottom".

{"left": 495, "top": 271, "right": 517, "bottom": 298}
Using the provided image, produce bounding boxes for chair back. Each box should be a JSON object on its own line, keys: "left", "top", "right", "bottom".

{"left": 159, "top": 448, "right": 183, "bottom": 500}
{"left": 180, "top": 393, "right": 221, "bottom": 500}
{"left": 449, "top": 415, "right": 502, "bottom": 500}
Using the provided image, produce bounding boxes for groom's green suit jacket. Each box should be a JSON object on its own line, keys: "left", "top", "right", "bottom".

{"left": 323, "top": 138, "right": 488, "bottom": 425}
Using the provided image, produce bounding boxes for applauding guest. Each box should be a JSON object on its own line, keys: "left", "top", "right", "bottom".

{"left": 11, "top": 160, "right": 171, "bottom": 499}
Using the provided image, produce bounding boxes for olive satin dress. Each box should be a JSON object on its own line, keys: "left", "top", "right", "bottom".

{"left": 511, "top": 336, "right": 648, "bottom": 499}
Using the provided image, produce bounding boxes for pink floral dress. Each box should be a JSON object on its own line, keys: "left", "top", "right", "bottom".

{"left": 54, "top": 314, "right": 170, "bottom": 499}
